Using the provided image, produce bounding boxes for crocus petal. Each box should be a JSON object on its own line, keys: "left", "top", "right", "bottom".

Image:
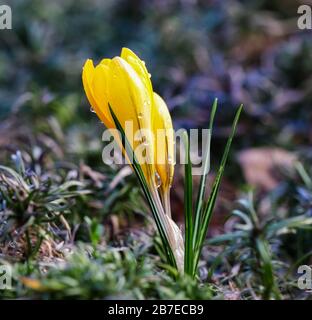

{"left": 108, "top": 56, "right": 155, "bottom": 180}
{"left": 92, "top": 63, "right": 114, "bottom": 127}
{"left": 153, "top": 92, "right": 174, "bottom": 190}
{"left": 120, "top": 47, "right": 153, "bottom": 101}
{"left": 82, "top": 59, "right": 110, "bottom": 127}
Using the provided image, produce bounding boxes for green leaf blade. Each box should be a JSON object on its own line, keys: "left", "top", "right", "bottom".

{"left": 192, "top": 98, "right": 217, "bottom": 249}
{"left": 193, "top": 104, "right": 243, "bottom": 276}
{"left": 182, "top": 130, "right": 194, "bottom": 275}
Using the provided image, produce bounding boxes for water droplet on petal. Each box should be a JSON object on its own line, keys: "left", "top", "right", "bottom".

{"left": 155, "top": 172, "right": 161, "bottom": 188}
{"left": 168, "top": 156, "right": 173, "bottom": 164}
{"left": 143, "top": 100, "right": 151, "bottom": 108}
{"left": 138, "top": 112, "right": 143, "bottom": 119}
{"left": 90, "top": 107, "right": 95, "bottom": 113}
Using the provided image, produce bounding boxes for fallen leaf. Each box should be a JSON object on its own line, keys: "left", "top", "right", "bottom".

{"left": 238, "top": 147, "right": 297, "bottom": 191}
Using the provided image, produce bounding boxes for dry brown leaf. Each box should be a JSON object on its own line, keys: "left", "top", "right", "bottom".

{"left": 238, "top": 147, "right": 297, "bottom": 191}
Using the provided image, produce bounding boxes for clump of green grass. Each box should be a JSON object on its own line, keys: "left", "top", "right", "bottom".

{"left": 0, "top": 150, "right": 91, "bottom": 261}
{"left": 1, "top": 244, "right": 215, "bottom": 300}
{"left": 206, "top": 186, "right": 312, "bottom": 300}
{"left": 0, "top": 143, "right": 146, "bottom": 261}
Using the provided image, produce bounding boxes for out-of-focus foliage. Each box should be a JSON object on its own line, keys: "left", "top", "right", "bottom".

{"left": 1, "top": 0, "right": 311, "bottom": 149}
{"left": 206, "top": 184, "right": 312, "bottom": 300}
{"left": 1, "top": 244, "right": 215, "bottom": 300}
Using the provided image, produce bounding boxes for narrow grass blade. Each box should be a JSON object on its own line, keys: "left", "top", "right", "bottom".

{"left": 206, "top": 230, "right": 247, "bottom": 245}
{"left": 182, "top": 130, "right": 193, "bottom": 275}
{"left": 193, "top": 104, "right": 243, "bottom": 276}
{"left": 256, "top": 237, "right": 281, "bottom": 300}
{"left": 108, "top": 104, "right": 177, "bottom": 269}
{"left": 295, "top": 161, "right": 312, "bottom": 189}
{"left": 192, "top": 98, "right": 217, "bottom": 249}
{"left": 266, "top": 215, "right": 312, "bottom": 237}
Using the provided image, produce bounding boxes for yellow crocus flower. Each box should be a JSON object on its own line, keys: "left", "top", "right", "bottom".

{"left": 82, "top": 48, "right": 155, "bottom": 187}
{"left": 82, "top": 48, "right": 184, "bottom": 270}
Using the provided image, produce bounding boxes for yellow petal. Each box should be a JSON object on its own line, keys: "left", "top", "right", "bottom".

{"left": 121, "top": 47, "right": 153, "bottom": 102}
{"left": 153, "top": 92, "right": 174, "bottom": 190}
{"left": 83, "top": 59, "right": 124, "bottom": 162}
{"left": 82, "top": 59, "right": 111, "bottom": 127}
{"left": 82, "top": 59, "right": 97, "bottom": 110}
{"left": 108, "top": 57, "right": 155, "bottom": 180}
{"left": 92, "top": 63, "right": 114, "bottom": 127}
{"left": 100, "top": 58, "right": 111, "bottom": 66}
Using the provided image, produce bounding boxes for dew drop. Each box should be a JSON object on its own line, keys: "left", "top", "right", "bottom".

{"left": 138, "top": 112, "right": 143, "bottom": 119}
{"left": 155, "top": 172, "right": 161, "bottom": 188}
{"left": 90, "top": 107, "right": 95, "bottom": 113}
{"left": 168, "top": 156, "right": 173, "bottom": 164}
{"left": 143, "top": 100, "right": 151, "bottom": 108}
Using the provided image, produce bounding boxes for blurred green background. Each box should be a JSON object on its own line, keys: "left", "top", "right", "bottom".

{"left": 1, "top": 0, "right": 311, "bottom": 144}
